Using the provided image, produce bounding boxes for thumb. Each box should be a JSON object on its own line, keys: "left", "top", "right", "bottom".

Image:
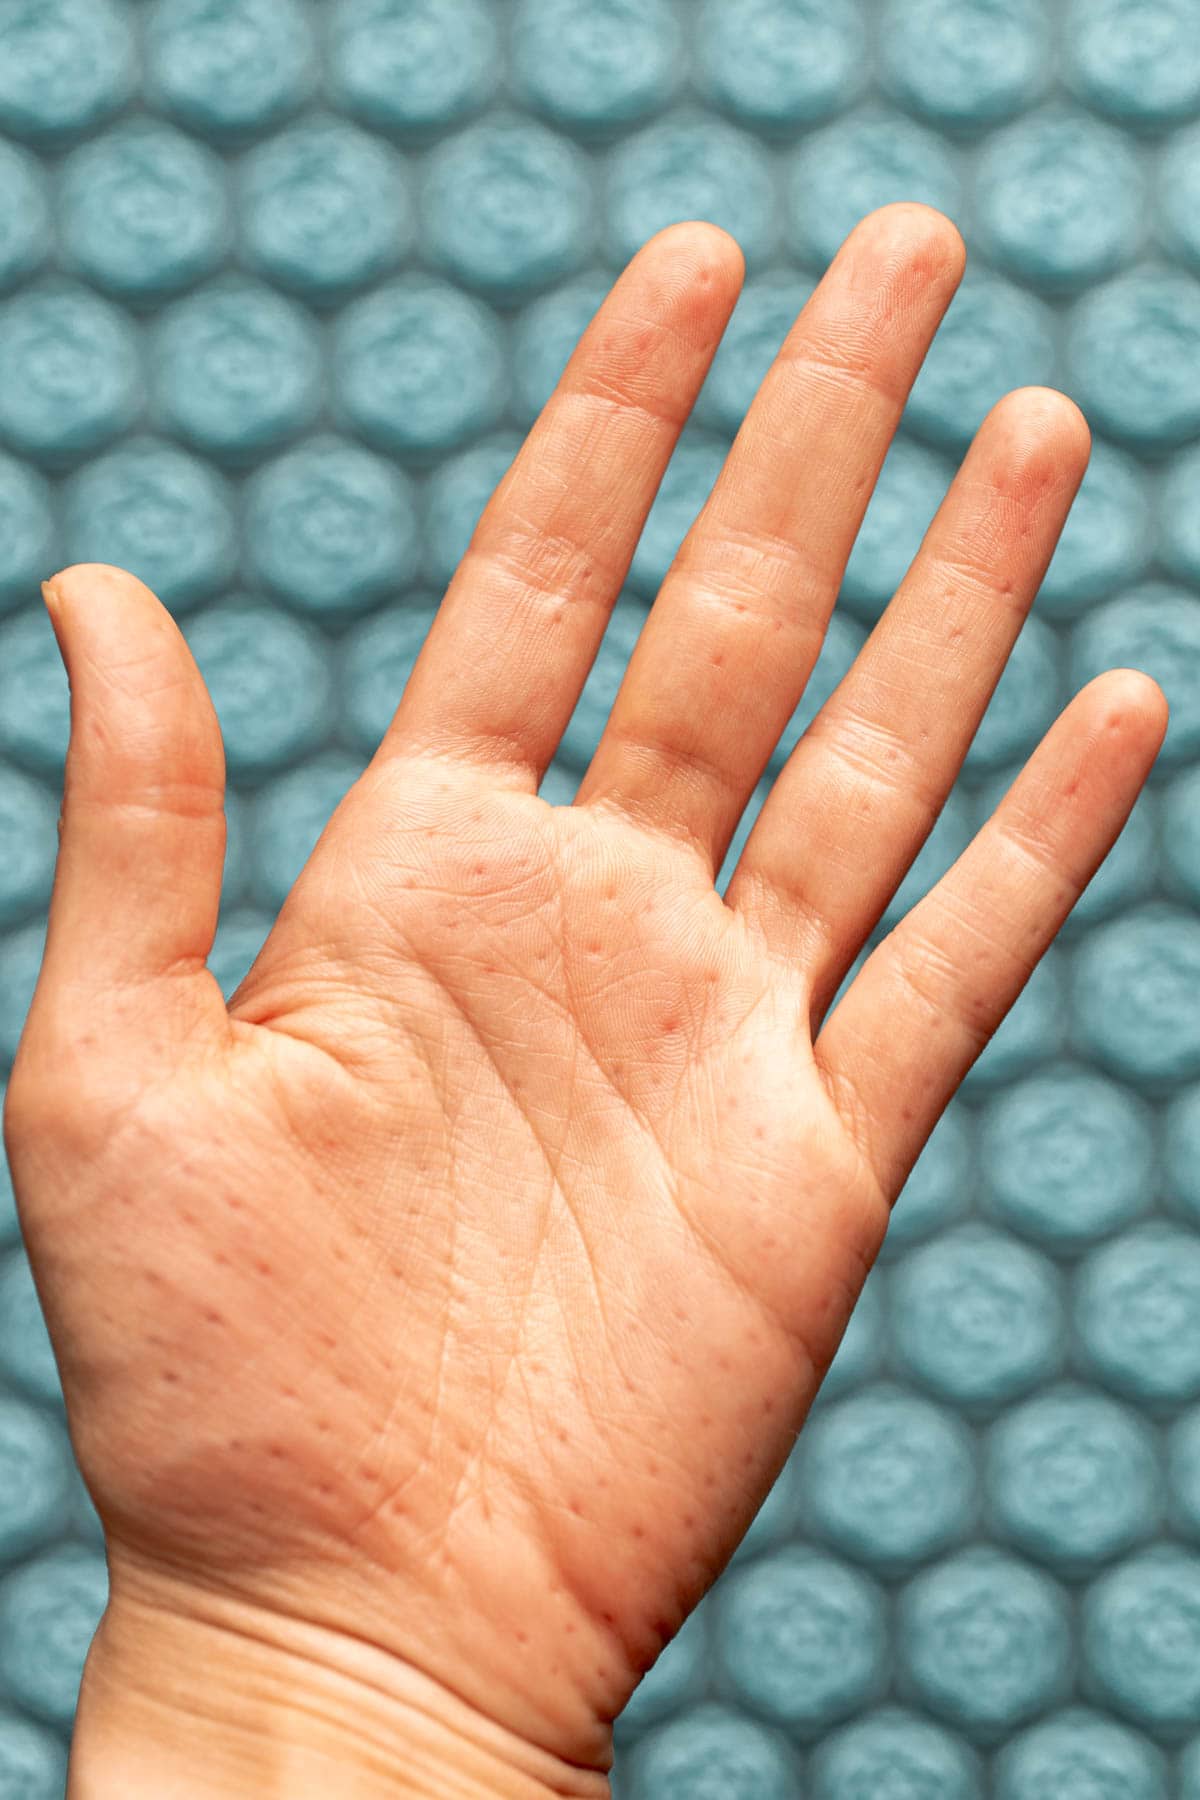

{"left": 25, "top": 563, "right": 230, "bottom": 1064}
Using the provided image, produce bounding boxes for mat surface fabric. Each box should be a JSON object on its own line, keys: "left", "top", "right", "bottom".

{"left": 2, "top": 1, "right": 1200, "bottom": 1795}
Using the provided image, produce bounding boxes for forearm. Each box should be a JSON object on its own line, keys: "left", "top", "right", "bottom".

{"left": 68, "top": 1583, "right": 611, "bottom": 1800}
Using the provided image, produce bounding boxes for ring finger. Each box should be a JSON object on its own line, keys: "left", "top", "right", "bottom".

{"left": 724, "top": 384, "right": 1093, "bottom": 1017}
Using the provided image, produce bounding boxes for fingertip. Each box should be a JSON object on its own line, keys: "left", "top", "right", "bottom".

{"left": 43, "top": 562, "right": 158, "bottom": 610}
{"left": 628, "top": 221, "right": 746, "bottom": 359}
{"left": 41, "top": 565, "right": 183, "bottom": 675}
{"left": 1095, "top": 666, "right": 1170, "bottom": 743}
{"left": 976, "top": 387, "right": 1093, "bottom": 512}
{"left": 994, "top": 386, "right": 1092, "bottom": 461}
{"left": 852, "top": 201, "right": 967, "bottom": 287}
{"left": 1070, "top": 668, "right": 1170, "bottom": 777}
{"left": 645, "top": 218, "right": 746, "bottom": 294}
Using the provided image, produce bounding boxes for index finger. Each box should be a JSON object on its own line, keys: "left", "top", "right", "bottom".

{"left": 369, "top": 221, "right": 746, "bottom": 787}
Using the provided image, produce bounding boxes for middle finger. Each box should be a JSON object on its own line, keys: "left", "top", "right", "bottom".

{"left": 574, "top": 202, "right": 966, "bottom": 873}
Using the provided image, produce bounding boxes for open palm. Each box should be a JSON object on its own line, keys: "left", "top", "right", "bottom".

{"left": 3, "top": 205, "right": 1166, "bottom": 1794}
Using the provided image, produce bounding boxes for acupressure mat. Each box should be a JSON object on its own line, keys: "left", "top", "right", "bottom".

{"left": 2, "top": 0, "right": 1200, "bottom": 1794}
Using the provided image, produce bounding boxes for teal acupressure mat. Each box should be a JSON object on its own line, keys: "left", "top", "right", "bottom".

{"left": 2, "top": 0, "right": 1200, "bottom": 1793}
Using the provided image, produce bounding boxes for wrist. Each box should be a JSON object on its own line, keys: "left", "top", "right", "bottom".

{"left": 68, "top": 1562, "right": 611, "bottom": 1800}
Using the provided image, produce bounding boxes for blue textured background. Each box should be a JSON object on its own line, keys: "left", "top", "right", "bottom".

{"left": 2, "top": 1, "right": 1200, "bottom": 1794}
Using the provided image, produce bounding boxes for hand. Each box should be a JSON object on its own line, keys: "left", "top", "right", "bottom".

{"left": 3, "top": 204, "right": 1166, "bottom": 1798}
